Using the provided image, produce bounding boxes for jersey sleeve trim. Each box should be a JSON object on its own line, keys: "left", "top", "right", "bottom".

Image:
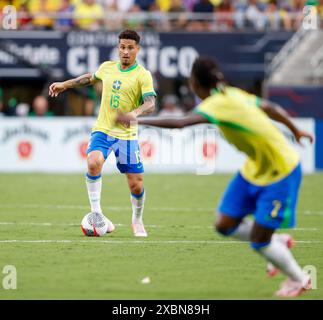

{"left": 93, "top": 72, "right": 101, "bottom": 81}
{"left": 255, "top": 96, "right": 261, "bottom": 107}
{"left": 193, "top": 109, "right": 219, "bottom": 124}
{"left": 142, "top": 92, "right": 157, "bottom": 99}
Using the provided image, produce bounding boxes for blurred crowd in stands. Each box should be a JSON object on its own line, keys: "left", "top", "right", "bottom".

{"left": 0, "top": 80, "right": 197, "bottom": 117}
{"left": 0, "top": 0, "right": 322, "bottom": 32}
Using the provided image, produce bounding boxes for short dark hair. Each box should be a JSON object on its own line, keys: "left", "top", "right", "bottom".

{"left": 119, "top": 29, "right": 141, "bottom": 44}
{"left": 191, "top": 56, "right": 225, "bottom": 90}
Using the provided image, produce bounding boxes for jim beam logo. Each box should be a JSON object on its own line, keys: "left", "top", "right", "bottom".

{"left": 17, "top": 140, "right": 33, "bottom": 159}
{"left": 1, "top": 124, "right": 49, "bottom": 160}
{"left": 1, "top": 124, "right": 49, "bottom": 143}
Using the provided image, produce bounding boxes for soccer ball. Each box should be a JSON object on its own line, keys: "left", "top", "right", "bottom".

{"left": 81, "top": 212, "right": 109, "bottom": 237}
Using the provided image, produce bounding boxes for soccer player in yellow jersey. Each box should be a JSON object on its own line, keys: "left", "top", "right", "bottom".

{"left": 127, "top": 56, "right": 314, "bottom": 297}
{"left": 49, "top": 30, "right": 156, "bottom": 237}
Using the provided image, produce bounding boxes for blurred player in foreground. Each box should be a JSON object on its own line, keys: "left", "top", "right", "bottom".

{"left": 49, "top": 29, "right": 156, "bottom": 237}
{"left": 119, "top": 56, "right": 314, "bottom": 297}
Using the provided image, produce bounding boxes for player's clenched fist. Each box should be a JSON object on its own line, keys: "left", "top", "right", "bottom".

{"left": 49, "top": 82, "right": 66, "bottom": 97}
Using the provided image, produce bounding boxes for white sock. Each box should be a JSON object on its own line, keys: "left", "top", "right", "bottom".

{"left": 229, "top": 220, "right": 286, "bottom": 243}
{"left": 230, "top": 220, "right": 305, "bottom": 282}
{"left": 86, "top": 174, "right": 102, "bottom": 214}
{"left": 230, "top": 218, "right": 253, "bottom": 241}
{"left": 131, "top": 190, "right": 145, "bottom": 224}
{"left": 257, "top": 238, "right": 306, "bottom": 283}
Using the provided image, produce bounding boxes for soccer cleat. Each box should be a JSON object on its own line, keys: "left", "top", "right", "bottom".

{"left": 266, "top": 233, "right": 295, "bottom": 277}
{"left": 275, "top": 276, "right": 312, "bottom": 298}
{"left": 132, "top": 222, "right": 148, "bottom": 237}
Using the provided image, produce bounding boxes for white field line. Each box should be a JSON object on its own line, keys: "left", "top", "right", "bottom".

{"left": 0, "top": 221, "right": 318, "bottom": 232}
{"left": 0, "top": 204, "right": 208, "bottom": 212}
{"left": 0, "top": 222, "right": 53, "bottom": 226}
{"left": 0, "top": 204, "right": 323, "bottom": 215}
{"left": 0, "top": 240, "right": 321, "bottom": 245}
{"left": 303, "top": 210, "right": 323, "bottom": 215}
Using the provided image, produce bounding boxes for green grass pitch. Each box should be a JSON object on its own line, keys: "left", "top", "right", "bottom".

{"left": 0, "top": 173, "right": 322, "bottom": 299}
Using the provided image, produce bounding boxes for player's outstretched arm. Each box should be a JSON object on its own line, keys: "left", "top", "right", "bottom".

{"left": 116, "top": 95, "right": 157, "bottom": 127}
{"left": 48, "top": 73, "right": 98, "bottom": 97}
{"left": 260, "top": 99, "right": 314, "bottom": 145}
{"left": 136, "top": 95, "right": 156, "bottom": 117}
{"left": 136, "top": 112, "right": 210, "bottom": 128}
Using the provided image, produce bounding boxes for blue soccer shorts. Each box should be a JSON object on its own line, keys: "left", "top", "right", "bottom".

{"left": 86, "top": 131, "right": 144, "bottom": 174}
{"left": 218, "top": 163, "right": 302, "bottom": 229}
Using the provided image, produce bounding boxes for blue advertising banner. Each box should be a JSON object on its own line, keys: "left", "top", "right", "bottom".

{"left": 0, "top": 30, "right": 292, "bottom": 81}
{"left": 315, "top": 120, "right": 323, "bottom": 170}
{"left": 268, "top": 86, "right": 323, "bottom": 119}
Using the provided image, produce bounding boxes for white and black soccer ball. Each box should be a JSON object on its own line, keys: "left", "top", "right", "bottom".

{"left": 81, "top": 212, "right": 109, "bottom": 237}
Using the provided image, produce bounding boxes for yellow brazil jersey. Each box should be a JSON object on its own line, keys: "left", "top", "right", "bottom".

{"left": 93, "top": 60, "right": 156, "bottom": 140}
{"left": 194, "top": 86, "right": 300, "bottom": 186}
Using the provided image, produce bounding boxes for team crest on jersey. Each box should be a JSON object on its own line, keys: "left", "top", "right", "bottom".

{"left": 112, "top": 80, "right": 122, "bottom": 90}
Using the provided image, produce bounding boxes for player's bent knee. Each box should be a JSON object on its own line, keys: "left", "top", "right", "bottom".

{"left": 129, "top": 182, "right": 143, "bottom": 195}
{"left": 215, "top": 221, "right": 234, "bottom": 236}
{"left": 87, "top": 161, "right": 101, "bottom": 175}
{"left": 87, "top": 153, "right": 104, "bottom": 175}
{"left": 214, "top": 214, "right": 240, "bottom": 236}
{"left": 132, "top": 188, "right": 143, "bottom": 196}
{"left": 127, "top": 174, "right": 143, "bottom": 195}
